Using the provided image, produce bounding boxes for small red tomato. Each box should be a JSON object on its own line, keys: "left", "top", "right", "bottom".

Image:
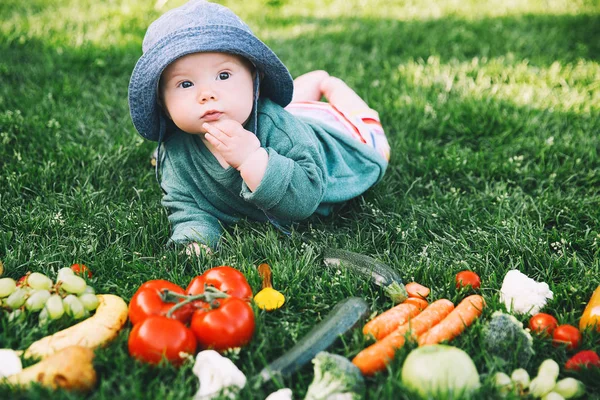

{"left": 128, "top": 280, "right": 195, "bottom": 325}
{"left": 565, "top": 350, "right": 600, "bottom": 371}
{"left": 529, "top": 313, "right": 559, "bottom": 336}
{"left": 186, "top": 266, "right": 253, "bottom": 300}
{"left": 70, "top": 263, "right": 92, "bottom": 278}
{"left": 128, "top": 316, "right": 197, "bottom": 366}
{"left": 17, "top": 275, "right": 28, "bottom": 287}
{"left": 190, "top": 297, "right": 255, "bottom": 352}
{"left": 455, "top": 271, "right": 481, "bottom": 290}
{"left": 552, "top": 324, "right": 582, "bottom": 350}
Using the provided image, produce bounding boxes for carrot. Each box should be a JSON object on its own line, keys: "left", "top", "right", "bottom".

{"left": 405, "top": 282, "right": 430, "bottom": 299}
{"left": 362, "top": 302, "right": 423, "bottom": 340}
{"left": 352, "top": 299, "right": 454, "bottom": 376}
{"left": 418, "top": 294, "right": 485, "bottom": 346}
{"left": 403, "top": 297, "right": 428, "bottom": 309}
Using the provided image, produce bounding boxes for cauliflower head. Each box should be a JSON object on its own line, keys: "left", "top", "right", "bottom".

{"left": 500, "top": 270, "right": 553, "bottom": 315}
{"left": 192, "top": 350, "right": 246, "bottom": 400}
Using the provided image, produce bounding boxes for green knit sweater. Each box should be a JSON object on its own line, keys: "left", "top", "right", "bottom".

{"left": 159, "top": 98, "right": 388, "bottom": 248}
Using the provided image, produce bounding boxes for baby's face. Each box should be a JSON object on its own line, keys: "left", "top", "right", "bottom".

{"left": 160, "top": 52, "right": 255, "bottom": 135}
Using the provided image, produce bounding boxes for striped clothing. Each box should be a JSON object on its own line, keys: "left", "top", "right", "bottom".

{"left": 285, "top": 101, "right": 390, "bottom": 161}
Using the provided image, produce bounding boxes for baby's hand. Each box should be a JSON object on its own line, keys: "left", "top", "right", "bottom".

{"left": 184, "top": 242, "right": 213, "bottom": 257}
{"left": 203, "top": 120, "right": 261, "bottom": 170}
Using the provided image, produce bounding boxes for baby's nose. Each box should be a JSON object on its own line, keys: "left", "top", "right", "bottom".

{"left": 197, "top": 89, "right": 216, "bottom": 103}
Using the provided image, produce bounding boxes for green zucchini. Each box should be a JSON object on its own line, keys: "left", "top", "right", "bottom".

{"left": 254, "top": 297, "right": 369, "bottom": 386}
{"left": 322, "top": 248, "right": 408, "bottom": 303}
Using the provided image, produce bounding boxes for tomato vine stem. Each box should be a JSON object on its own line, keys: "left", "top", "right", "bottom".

{"left": 163, "top": 285, "right": 229, "bottom": 318}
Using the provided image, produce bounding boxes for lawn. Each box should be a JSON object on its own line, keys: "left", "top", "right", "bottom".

{"left": 1, "top": 0, "right": 599, "bottom": 398}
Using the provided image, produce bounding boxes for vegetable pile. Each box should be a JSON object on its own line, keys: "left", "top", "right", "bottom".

{"left": 1, "top": 263, "right": 129, "bottom": 392}
{"left": 352, "top": 291, "right": 485, "bottom": 376}
{"left": 2, "top": 251, "right": 600, "bottom": 399}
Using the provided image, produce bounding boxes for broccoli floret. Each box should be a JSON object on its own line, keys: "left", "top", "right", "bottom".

{"left": 304, "top": 352, "right": 365, "bottom": 400}
{"left": 482, "top": 311, "right": 535, "bottom": 369}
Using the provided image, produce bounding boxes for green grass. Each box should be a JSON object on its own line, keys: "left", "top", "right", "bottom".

{"left": 1, "top": 0, "right": 599, "bottom": 398}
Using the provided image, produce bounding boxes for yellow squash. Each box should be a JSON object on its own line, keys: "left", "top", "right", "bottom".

{"left": 253, "top": 263, "right": 285, "bottom": 311}
{"left": 23, "top": 293, "right": 129, "bottom": 359}
{"left": 580, "top": 285, "right": 600, "bottom": 332}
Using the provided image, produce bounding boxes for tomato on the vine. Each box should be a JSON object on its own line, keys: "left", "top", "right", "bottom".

{"left": 70, "top": 263, "right": 92, "bottom": 278}
{"left": 128, "top": 316, "right": 197, "bottom": 365}
{"left": 529, "top": 313, "right": 559, "bottom": 336}
{"left": 186, "top": 266, "right": 253, "bottom": 300}
{"left": 128, "top": 279, "right": 194, "bottom": 325}
{"left": 190, "top": 296, "right": 255, "bottom": 351}
{"left": 455, "top": 271, "right": 481, "bottom": 290}
{"left": 128, "top": 267, "right": 255, "bottom": 363}
{"left": 552, "top": 324, "right": 582, "bottom": 350}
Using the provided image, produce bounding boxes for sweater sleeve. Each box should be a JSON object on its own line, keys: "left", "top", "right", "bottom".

{"left": 239, "top": 112, "right": 326, "bottom": 220}
{"left": 160, "top": 154, "right": 223, "bottom": 249}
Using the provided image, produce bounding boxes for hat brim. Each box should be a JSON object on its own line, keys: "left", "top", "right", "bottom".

{"left": 128, "top": 26, "right": 293, "bottom": 141}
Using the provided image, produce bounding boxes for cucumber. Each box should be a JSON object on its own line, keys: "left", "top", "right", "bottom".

{"left": 254, "top": 297, "right": 369, "bottom": 386}
{"left": 323, "top": 248, "right": 408, "bottom": 303}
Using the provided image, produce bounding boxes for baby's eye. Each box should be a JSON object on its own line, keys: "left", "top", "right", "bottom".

{"left": 217, "top": 72, "right": 231, "bottom": 80}
{"left": 180, "top": 81, "right": 193, "bottom": 89}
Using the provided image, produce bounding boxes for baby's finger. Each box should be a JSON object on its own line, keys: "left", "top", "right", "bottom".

{"left": 204, "top": 131, "right": 227, "bottom": 149}
{"left": 203, "top": 122, "right": 225, "bottom": 138}
{"left": 209, "top": 119, "right": 243, "bottom": 136}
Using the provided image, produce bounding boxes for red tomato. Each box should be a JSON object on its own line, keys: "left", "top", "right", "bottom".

{"left": 529, "top": 313, "right": 559, "bottom": 336}
{"left": 455, "top": 271, "right": 481, "bottom": 290}
{"left": 70, "top": 263, "right": 92, "bottom": 278}
{"left": 186, "top": 266, "right": 253, "bottom": 300}
{"left": 128, "top": 316, "right": 197, "bottom": 366}
{"left": 137, "top": 279, "right": 183, "bottom": 293}
{"left": 552, "top": 324, "right": 582, "bottom": 350}
{"left": 190, "top": 297, "right": 255, "bottom": 352}
{"left": 128, "top": 280, "right": 194, "bottom": 325}
{"left": 565, "top": 350, "right": 600, "bottom": 371}
{"left": 17, "top": 275, "right": 28, "bottom": 287}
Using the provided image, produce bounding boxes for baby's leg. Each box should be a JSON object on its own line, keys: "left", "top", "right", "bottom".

{"left": 320, "top": 76, "right": 370, "bottom": 112}
{"left": 290, "top": 70, "right": 330, "bottom": 103}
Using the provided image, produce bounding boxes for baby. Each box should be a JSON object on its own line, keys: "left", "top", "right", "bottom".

{"left": 128, "top": 0, "right": 391, "bottom": 253}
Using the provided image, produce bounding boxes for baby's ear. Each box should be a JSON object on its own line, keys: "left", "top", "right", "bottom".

{"left": 157, "top": 77, "right": 172, "bottom": 119}
{"left": 162, "top": 106, "right": 172, "bottom": 120}
{"left": 157, "top": 96, "right": 171, "bottom": 119}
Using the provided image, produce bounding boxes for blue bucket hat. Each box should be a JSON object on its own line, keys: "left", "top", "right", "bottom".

{"left": 128, "top": 0, "right": 294, "bottom": 142}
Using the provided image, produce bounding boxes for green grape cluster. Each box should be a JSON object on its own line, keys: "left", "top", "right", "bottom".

{"left": 0, "top": 267, "right": 100, "bottom": 325}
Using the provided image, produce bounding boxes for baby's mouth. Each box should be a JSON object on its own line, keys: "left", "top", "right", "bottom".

{"left": 201, "top": 110, "right": 223, "bottom": 122}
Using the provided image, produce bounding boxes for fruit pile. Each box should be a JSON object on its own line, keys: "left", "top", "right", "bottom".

{"left": 0, "top": 265, "right": 99, "bottom": 324}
